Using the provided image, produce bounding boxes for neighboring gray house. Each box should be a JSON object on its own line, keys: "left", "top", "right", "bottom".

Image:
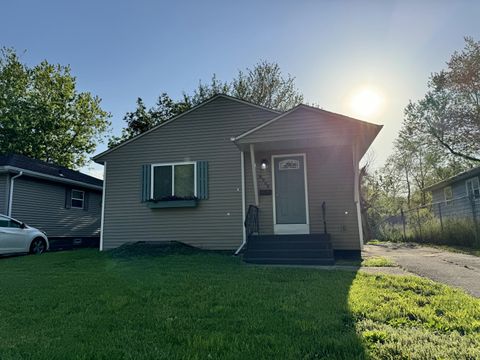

{"left": 93, "top": 94, "right": 381, "bottom": 263}
{"left": 425, "top": 166, "right": 480, "bottom": 218}
{"left": 0, "top": 154, "right": 103, "bottom": 248}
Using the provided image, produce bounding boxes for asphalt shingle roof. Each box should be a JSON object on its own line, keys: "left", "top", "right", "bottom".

{"left": 0, "top": 154, "right": 102, "bottom": 188}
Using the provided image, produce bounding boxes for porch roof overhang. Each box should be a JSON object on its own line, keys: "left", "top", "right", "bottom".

{"left": 231, "top": 104, "right": 383, "bottom": 159}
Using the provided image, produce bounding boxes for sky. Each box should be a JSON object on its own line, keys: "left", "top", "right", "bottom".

{"left": 2, "top": 0, "right": 479, "bottom": 178}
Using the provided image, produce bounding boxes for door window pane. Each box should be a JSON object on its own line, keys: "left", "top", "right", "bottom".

{"left": 174, "top": 164, "right": 194, "bottom": 197}
{"left": 153, "top": 165, "right": 172, "bottom": 199}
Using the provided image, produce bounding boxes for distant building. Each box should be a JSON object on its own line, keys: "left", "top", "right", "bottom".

{"left": 424, "top": 166, "right": 480, "bottom": 218}
{"left": 0, "top": 154, "right": 103, "bottom": 248}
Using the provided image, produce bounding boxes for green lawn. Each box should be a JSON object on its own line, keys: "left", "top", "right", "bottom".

{"left": 0, "top": 244, "right": 479, "bottom": 360}
{"left": 361, "top": 256, "right": 396, "bottom": 267}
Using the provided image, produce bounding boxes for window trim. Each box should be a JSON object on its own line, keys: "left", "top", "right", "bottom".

{"left": 443, "top": 186, "right": 453, "bottom": 204}
{"left": 150, "top": 161, "right": 197, "bottom": 199}
{"left": 466, "top": 177, "right": 480, "bottom": 199}
{"left": 71, "top": 189, "right": 85, "bottom": 209}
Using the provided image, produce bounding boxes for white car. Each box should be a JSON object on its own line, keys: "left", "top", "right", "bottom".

{"left": 0, "top": 214, "right": 49, "bottom": 255}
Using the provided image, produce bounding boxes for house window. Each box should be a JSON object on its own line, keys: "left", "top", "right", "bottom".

{"left": 71, "top": 190, "right": 85, "bottom": 209}
{"left": 151, "top": 162, "right": 196, "bottom": 199}
{"left": 466, "top": 177, "right": 480, "bottom": 199}
{"left": 444, "top": 186, "right": 453, "bottom": 204}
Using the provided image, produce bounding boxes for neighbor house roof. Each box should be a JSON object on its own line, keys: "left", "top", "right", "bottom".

{"left": 424, "top": 166, "right": 480, "bottom": 192}
{"left": 93, "top": 94, "right": 281, "bottom": 163}
{"left": 0, "top": 154, "right": 103, "bottom": 190}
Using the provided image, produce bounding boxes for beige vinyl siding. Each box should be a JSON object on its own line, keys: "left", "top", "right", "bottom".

{"left": 11, "top": 176, "right": 102, "bottom": 237}
{"left": 99, "top": 96, "right": 278, "bottom": 250}
{"left": 244, "top": 146, "right": 360, "bottom": 250}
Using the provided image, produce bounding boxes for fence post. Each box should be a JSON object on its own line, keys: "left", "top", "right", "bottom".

{"left": 469, "top": 194, "right": 480, "bottom": 247}
{"left": 416, "top": 208, "right": 423, "bottom": 242}
{"left": 401, "top": 208, "right": 406, "bottom": 241}
{"left": 437, "top": 202, "right": 444, "bottom": 231}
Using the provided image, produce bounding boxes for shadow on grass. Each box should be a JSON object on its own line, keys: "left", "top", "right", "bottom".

{"left": 107, "top": 241, "right": 232, "bottom": 259}
{"left": 106, "top": 242, "right": 367, "bottom": 359}
{"left": 0, "top": 242, "right": 368, "bottom": 359}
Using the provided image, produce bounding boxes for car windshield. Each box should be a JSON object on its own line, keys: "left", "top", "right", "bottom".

{"left": 0, "top": 215, "right": 23, "bottom": 228}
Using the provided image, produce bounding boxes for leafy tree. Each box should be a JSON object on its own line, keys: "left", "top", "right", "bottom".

{"left": 362, "top": 37, "right": 480, "bottom": 236}
{"left": 230, "top": 61, "right": 303, "bottom": 111}
{"left": 109, "top": 61, "right": 303, "bottom": 147}
{"left": 0, "top": 48, "right": 110, "bottom": 168}
{"left": 407, "top": 37, "right": 480, "bottom": 162}
{"left": 108, "top": 93, "right": 191, "bottom": 148}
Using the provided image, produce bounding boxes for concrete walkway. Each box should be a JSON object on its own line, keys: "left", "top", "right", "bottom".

{"left": 363, "top": 243, "right": 480, "bottom": 297}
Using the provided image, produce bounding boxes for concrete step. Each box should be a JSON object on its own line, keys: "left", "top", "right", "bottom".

{"left": 244, "top": 249, "right": 334, "bottom": 259}
{"left": 244, "top": 257, "right": 335, "bottom": 265}
{"left": 246, "top": 240, "right": 332, "bottom": 250}
{"left": 249, "top": 234, "right": 330, "bottom": 242}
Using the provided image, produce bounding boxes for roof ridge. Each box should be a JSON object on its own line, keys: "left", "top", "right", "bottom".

{"left": 93, "top": 93, "right": 281, "bottom": 162}
{"left": 0, "top": 153, "right": 102, "bottom": 187}
{"left": 5, "top": 153, "right": 95, "bottom": 178}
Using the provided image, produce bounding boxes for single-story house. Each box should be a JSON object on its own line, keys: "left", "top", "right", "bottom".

{"left": 0, "top": 154, "right": 103, "bottom": 249}
{"left": 93, "top": 94, "right": 381, "bottom": 264}
{"left": 425, "top": 166, "right": 480, "bottom": 218}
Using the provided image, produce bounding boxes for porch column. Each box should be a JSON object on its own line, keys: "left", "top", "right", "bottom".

{"left": 352, "top": 144, "right": 364, "bottom": 248}
{"left": 249, "top": 143, "right": 259, "bottom": 206}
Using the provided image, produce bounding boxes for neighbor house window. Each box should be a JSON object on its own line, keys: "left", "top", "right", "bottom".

{"left": 444, "top": 186, "right": 453, "bottom": 204}
{"left": 71, "top": 190, "right": 85, "bottom": 209}
{"left": 151, "top": 162, "right": 196, "bottom": 199}
{"left": 466, "top": 177, "right": 480, "bottom": 199}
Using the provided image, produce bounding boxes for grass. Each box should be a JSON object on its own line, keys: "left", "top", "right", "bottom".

{"left": 376, "top": 215, "right": 480, "bottom": 249}
{"left": 0, "top": 244, "right": 479, "bottom": 359}
{"left": 361, "top": 256, "right": 396, "bottom": 267}
{"left": 366, "top": 239, "right": 384, "bottom": 245}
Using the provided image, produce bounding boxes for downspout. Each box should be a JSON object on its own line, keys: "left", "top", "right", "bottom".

{"left": 235, "top": 152, "right": 246, "bottom": 255}
{"left": 99, "top": 161, "right": 107, "bottom": 251}
{"left": 8, "top": 171, "right": 23, "bottom": 216}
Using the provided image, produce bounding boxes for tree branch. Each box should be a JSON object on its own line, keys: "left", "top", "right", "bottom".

{"left": 432, "top": 132, "right": 480, "bottom": 162}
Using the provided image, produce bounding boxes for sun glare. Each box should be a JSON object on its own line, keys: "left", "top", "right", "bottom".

{"left": 350, "top": 87, "right": 384, "bottom": 119}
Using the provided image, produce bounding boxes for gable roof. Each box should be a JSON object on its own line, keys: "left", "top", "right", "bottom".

{"left": 0, "top": 154, "right": 103, "bottom": 190}
{"left": 233, "top": 104, "right": 382, "bottom": 142}
{"left": 424, "top": 166, "right": 480, "bottom": 192}
{"left": 232, "top": 104, "right": 383, "bottom": 159}
{"left": 93, "top": 94, "right": 281, "bottom": 163}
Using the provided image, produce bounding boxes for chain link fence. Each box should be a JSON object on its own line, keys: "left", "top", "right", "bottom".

{"left": 372, "top": 194, "right": 480, "bottom": 248}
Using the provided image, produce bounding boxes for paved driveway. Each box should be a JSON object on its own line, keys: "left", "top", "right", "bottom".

{"left": 363, "top": 243, "right": 480, "bottom": 297}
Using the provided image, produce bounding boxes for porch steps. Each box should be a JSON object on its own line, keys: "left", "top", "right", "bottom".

{"left": 243, "top": 234, "right": 334, "bottom": 265}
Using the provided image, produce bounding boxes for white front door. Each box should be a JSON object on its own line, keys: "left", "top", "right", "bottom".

{"left": 272, "top": 154, "right": 309, "bottom": 234}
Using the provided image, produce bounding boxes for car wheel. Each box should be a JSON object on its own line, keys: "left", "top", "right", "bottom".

{"left": 30, "top": 238, "right": 46, "bottom": 255}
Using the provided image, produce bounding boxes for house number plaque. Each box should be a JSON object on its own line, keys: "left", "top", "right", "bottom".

{"left": 278, "top": 159, "right": 300, "bottom": 170}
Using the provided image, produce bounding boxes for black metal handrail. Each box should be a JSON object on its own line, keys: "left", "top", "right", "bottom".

{"left": 244, "top": 204, "right": 259, "bottom": 238}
